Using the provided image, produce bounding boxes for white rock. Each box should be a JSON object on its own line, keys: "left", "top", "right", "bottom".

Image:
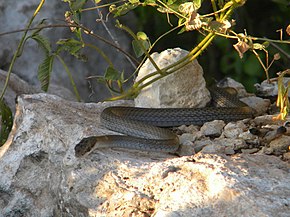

{"left": 179, "top": 133, "right": 197, "bottom": 144}
{"left": 223, "top": 121, "right": 247, "bottom": 139}
{"left": 134, "top": 48, "right": 210, "bottom": 108}
{"left": 200, "top": 120, "right": 225, "bottom": 137}
{"left": 214, "top": 138, "right": 248, "bottom": 150}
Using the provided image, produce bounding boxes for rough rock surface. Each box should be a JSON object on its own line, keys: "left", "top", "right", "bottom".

{"left": 0, "top": 0, "right": 135, "bottom": 101}
{"left": 0, "top": 93, "right": 289, "bottom": 216}
{"left": 135, "top": 48, "right": 211, "bottom": 108}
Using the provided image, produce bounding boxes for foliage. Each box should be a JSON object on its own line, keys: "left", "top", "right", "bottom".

{"left": 0, "top": 100, "right": 13, "bottom": 146}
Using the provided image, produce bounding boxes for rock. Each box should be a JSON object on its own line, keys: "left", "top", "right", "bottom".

{"left": 0, "top": 1, "right": 135, "bottom": 101}
{"left": 223, "top": 121, "right": 247, "bottom": 139}
{"left": 266, "top": 135, "right": 290, "bottom": 155}
{"left": 179, "top": 133, "right": 197, "bottom": 144}
{"left": 134, "top": 48, "right": 211, "bottom": 108}
{"left": 253, "top": 114, "right": 287, "bottom": 126}
{"left": 255, "top": 78, "right": 290, "bottom": 98}
{"left": 241, "top": 148, "right": 259, "bottom": 154}
{"left": 283, "top": 152, "right": 290, "bottom": 161}
{"left": 0, "top": 94, "right": 290, "bottom": 216}
{"left": 217, "top": 77, "right": 249, "bottom": 97}
{"left": 215, "top": 138, "right": 248, "bottom": 151}
{"left": 177, "top": 124, "right": 200, "bottom": 134}
{"left": 194, "top": 139, "right": 214, "bottom": 153}
{"left": 240, "top": 96, "right": 271, "bottom": 115}
{"left": 200, "top": 120, "right": 225, "bottom": 137}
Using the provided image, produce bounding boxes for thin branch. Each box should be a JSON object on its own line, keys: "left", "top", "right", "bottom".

{"left": 0, "top": 23, "right": 139, "bottom": 66}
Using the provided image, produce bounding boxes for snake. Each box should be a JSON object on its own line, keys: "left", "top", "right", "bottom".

{"left": 75, "top": 87, "right": 254, "bottom": 157}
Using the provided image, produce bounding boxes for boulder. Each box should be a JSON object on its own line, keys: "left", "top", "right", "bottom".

{"left": 135, "top": 48, "right": 211, "bottom": 108}
{"left": 0, "top": 93, "right": 289, "bottom": 216}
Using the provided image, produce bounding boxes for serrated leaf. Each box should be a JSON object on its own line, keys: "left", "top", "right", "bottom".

{"left": 0, "top": 100, "right": 13, "bottom": 146}
{"left": 56, "top": 38, "right": 87, "bottom": 61}
{"left": 31, "top": 34, "right": 52, "bottom": 55}
{"left": 38, "top": 55, "right": 54, "bottom": 92}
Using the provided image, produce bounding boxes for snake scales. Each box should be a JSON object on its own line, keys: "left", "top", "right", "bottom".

{"left": 75, "top": 87, "right": 254, "bottom": 156}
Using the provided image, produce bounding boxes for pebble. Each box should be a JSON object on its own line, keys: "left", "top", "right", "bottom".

{"left": 268, "top": 135, "right": 290, "bottom": 155}
{"left": 241, "top": 148, "right": 259, "bottom": 154}
{"left": 200, "top": 120, "right": 225, "bottom": 137}
{"left": 223, "top": 121, "right": 247, "bottom": 139}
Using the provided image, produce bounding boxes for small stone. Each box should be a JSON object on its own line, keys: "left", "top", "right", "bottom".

{"left": 239, "top": 131, "right": 258, "bottom": 140}
{"left": 268, "top": 135, "right": 290, "bottom": 155}
{"left": 224, "top": 147, "right": 236, "bottom": 155}
{"left": 194, "top": 139, "right": 213, "bottom": 153}
{"left": 263, "top": 147, "right": 274, "bottom": 155}
{"left": 179, "top": 133, "right": 197, "bottom": 144}
{"left": 200, "top": 120, "right": 225, "bottom": 137}
{"left": 223, "top": 121, "right": 247, "bottom": 139}
{"left": 178, "top": 125, "right": 200, "bottom": 134}
{"left": 177, "top": 142, "right": 195, "bottom": 156}
{"left": 214, "top": 138, "right": 248, "bottom": 150}
{"left": 201, "top": 144, "right": 223, "bottom": 154}
{"left": 241, "top": 148, "right": 259, "bottom": 154}
{"left": 282, "top": 152, "right": 290, "bottom": 161}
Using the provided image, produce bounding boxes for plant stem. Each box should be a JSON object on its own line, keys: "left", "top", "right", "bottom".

{"left": 0, "top": 0, "right": 46, "bottom": 100}
{"left": 56, "top": 55, "right": 81, "bottom": 101}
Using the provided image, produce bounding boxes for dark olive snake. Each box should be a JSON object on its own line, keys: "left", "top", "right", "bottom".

{"left": 75, "top": 87, "right": 254, "bottom": 156}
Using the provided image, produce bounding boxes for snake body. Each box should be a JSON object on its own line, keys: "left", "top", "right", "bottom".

{"left": 75, "top": 87, "right": 254, "bottom": 156}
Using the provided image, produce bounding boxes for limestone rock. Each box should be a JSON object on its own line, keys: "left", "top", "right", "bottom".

{"left": 1, "top": 93, "right": 289, "bottom": 216}
{"left": 223, "top": 121, "right": 247, "bottom": 139}
{"left": 134, "top": 48, "right": 210, "bottom": 108}
{"left": 200, "top": 120, "right": 225, "bottom": 137}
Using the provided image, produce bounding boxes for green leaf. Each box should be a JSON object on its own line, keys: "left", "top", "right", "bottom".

{"left": 137, "top": 31, "right": 148, "bottom": 41}
{"left": 0, "top": 100, "right": 13, "bottom": 146}
{"left": 132, "top": 39, "right": 150, "bottom": 58}
{"left": 110, "top": 3, "right": 139, "bottom": 17}
{"left": 31, "top": 34, "right": 52, "bottom": 55}
{"left": 56, "top": 38, "right": 87, "bottom": 61}
{"left": 104, "top": 66, "right": 121, "bottom": 81}
{"left": 38, "top": 55, "right": 54, "bottom": 92}
{"left": 70, "top": 0, "right": 88, "bottom": 11}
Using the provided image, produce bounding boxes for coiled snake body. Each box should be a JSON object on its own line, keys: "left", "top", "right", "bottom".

{"left": 75, "top": 87, "right": 254, "bottom": 156}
